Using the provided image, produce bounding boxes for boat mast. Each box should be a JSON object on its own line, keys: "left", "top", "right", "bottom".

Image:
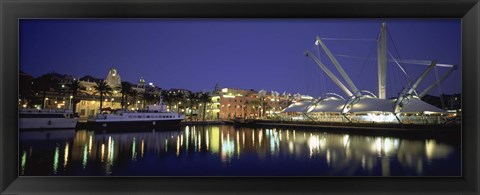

{"left": 378, "top": 19, "right": 387, "bottom": 99}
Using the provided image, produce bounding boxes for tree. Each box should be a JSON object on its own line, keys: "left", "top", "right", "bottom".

{"left": 93, "top": 80, "right": 113, "bottom": 112}
{"left": 128, "top": 90, "right": 140, "bottom": 110}
{"left": 173, "top": 91, "right": 185, "bottom": 113}
{"left": 142, "top": 92, "right": 156, "bottom": 106}
{"left": 199, "top": 92, "right": 211, "bottom": 121}
{"left": 68, "top": 80, "right": 86, "bottom": 114}
{"left": 161, "top": 91, "right": 174, "bottom": 111}
{"left": 187, "top": 92, "right": 199, "bottom": 120}
{"left": 120, "top": 82, "right": 132, "bottom": 109}
{"left": 32, "top": 74, "right": 59, "bottom": 109}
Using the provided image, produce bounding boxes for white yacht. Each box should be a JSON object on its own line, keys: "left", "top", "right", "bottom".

{"left": 87, "top": 100, "right": 184, "bottom": 129}
{"left": 19, "top": 109, "right": 77, "bottom": 129}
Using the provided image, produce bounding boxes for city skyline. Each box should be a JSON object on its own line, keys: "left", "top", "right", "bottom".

{"left": 20, "top": 19, "right": 461, "bottom": 98}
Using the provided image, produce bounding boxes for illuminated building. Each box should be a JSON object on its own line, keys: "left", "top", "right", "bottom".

{"left": 208, "top": 87, "right": 288, "bottom": 120}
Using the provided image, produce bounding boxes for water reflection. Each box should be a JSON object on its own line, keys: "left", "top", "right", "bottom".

{"left": 19, "top": 125, "right": 460, "bottom": 176}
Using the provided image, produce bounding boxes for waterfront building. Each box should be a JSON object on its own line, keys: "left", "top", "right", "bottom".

{"left": 207, "top": 87, "right": 288, "bottom": 120}
{"left": 72, "top": 68, "right": 161, "bottom": 119}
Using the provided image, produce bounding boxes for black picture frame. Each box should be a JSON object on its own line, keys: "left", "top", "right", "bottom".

{"left": 1, "top": 0, "right": 479, "bottom": 194}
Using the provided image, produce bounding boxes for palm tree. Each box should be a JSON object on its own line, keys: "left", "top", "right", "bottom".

{"left": 32, "top": 74, "right": 59, "bottom": 109}
{"left": 120, "top": 82, "right": 132, "bottom": 109}
{"left": 199, "top": 92, "right": 211, "bottom": 121}
{"left": 128, "top": 90, "right": 140, "bottom": 110}
{"left": 142, "top": 92, "right": 156, "bottom": 107}
{"left": 93, "top": 80, "right": 113, "bottom": 112}
{"left": 161, "top": 91, "right": 174, "bottom": 111}
{"left": 187, "top": 92, "right": 199, "bottom": 120}
{"left": 68, "top": 80, "right": 86, "bottom": 114}
{"left": 173, "top": 91, "right": 185, "bottom": 113}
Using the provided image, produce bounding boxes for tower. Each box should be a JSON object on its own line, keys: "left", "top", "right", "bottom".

{"left": 105, "top": 67, "right": 121, "bottom": 88}
{"left": 377, "top": 19, "right": 387, "bottom": 99}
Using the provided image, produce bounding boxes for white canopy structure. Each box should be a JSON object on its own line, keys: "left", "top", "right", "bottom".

{"left": 282, "top": 20, "right": 454, "bottom": 124}
{"left": 282, "top": 96, "right": 446, "bottom": 115}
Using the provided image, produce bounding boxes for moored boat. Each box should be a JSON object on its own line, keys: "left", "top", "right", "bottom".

{"left": 19, "top": 109, "right": 77, "bottom": 129}
{"left": 86, "top": 103, "right": 184, "bottom": 130}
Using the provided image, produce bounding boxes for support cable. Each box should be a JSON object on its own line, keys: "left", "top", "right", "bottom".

{"left": 320, "top": 38, "right": 377, "bottom": 41}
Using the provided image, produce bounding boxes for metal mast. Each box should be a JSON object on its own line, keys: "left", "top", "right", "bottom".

{"left": 418, "top": 65, "right": 457, "bottom": 98}
{"left": 305, "top": 50, "right": 353, "bottom": 97}
{"left": 315, "top": 36, "right": 360, "bottom": 96}
{"left": 394, "top": 60, "right": 437, "bottom": 114}
{"left": 377, "top": 19, "right": 387, "bottom": 99}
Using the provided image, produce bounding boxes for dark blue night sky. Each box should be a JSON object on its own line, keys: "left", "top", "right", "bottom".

{"left": 20, "top": 19, "right": 461, "bottom": 98}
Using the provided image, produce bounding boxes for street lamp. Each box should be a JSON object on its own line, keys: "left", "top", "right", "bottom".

{"left": 44, "top": 98, "right": 49, "bottom": 109}
{"left": 69, "top": 96, "right": 73, "bottom": 111}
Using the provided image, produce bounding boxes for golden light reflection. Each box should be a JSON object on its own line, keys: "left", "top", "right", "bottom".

{"left": 288, "top": 141, "right": 294, "bottom": 154}
{"left": 252, "top": 130, "right": 255, "bottom": 147}
{"left": 242, "top": 131, "right": 245, "bottom": 148}
{"left": 210, "top": 127, "right": 220, "bottom": 154}
{"left": 236, "top": 131, "right": 240, "bottom": 157}
{"left": 293, "top": 130, "right": 296, "bottom": 142}
{"left": 308, "top": 135, "right": 320, "bottom": 158}
{"left": 142, "top": 139, "right": 145, "bottom": 157}
{"left": 176, "top": 136, "right": 180, "bottom": 157}
{"left": 180, "top": 134, "right": 184, "bottom": 147}
{"left": 326, "top": 149, "right": 331, "bottom": 166}
{"left": 206, "top": 130, "right": 210, "bottom": 151}
{"left": 108, "top": 138, "right": 115, "bottom": 165}
{"left": 361, "top": 155, "right": 366, "bottom": 170}
{"left": 198, "top": 132, "right": 202, "bottom": 151}
{"left": 88, "top": 135, "right": 93, "bottom": 154}
{"left": 258, "top": 130, "right": 263, "bottom": 147}
{"left": 64, "top": 143, "right": 69, "bottom": 168}
{"left": 101, "top": 143, "right": 105, "bottom": 162}
{"left": 343, "top": 135, "right": 349, "bottom": 147}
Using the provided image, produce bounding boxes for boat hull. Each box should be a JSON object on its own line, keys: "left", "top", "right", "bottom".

{"left": 19, "top": 118, "right": 78, "bottom": 129}
{"left": 83, "top": 119, "right": 183, "bottom": 130}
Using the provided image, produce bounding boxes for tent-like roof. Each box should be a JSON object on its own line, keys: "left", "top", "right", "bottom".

{"left": 282, "top": 96, "right": 445, "bottom": 114}
{"left": 282, "top": 101, "right": 313, "bottom": 113}
{"left": 309, "top": 98, "right": 345, "bottom": 113}
{"left": 349, "top": 97, "right": 396, "bottom": 113}
{"left": 400, "top": 97, "right": 446, "bottom": 113}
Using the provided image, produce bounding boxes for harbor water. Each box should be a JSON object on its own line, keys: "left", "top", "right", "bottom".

{"left": 19, "top": 125, "right": 460, "bottom": 176}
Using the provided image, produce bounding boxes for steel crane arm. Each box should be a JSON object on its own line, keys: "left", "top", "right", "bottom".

{"left": 305, "top": 50, "right": 353, "bottom": 97}
{"left": 394, "top": 60, "right": 437, "bottom": 113}
{"left": 407, "top": 60, "right": 437, "bottom": 95}
{"left": 418, "top": 65, "right": 457, "bottom": 98}
{"left": 315, "top": 36, "right": 360, "bottom": 95}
